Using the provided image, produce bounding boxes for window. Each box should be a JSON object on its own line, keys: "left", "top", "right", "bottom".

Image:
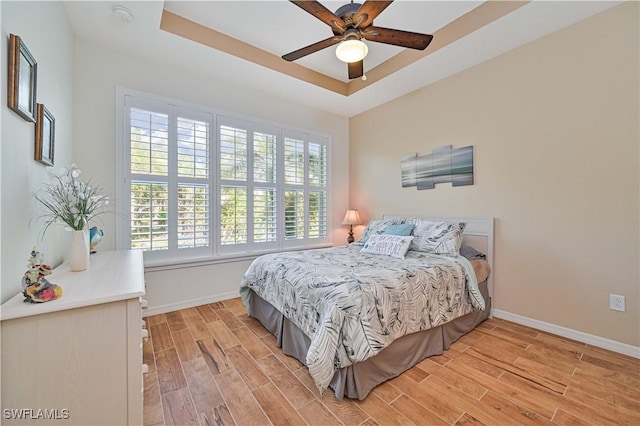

{"left": 218, "top": 118, "right": 279, "bottom": 253}
{"left": 282, "top": 131, "right": 328, "bottom": 244}
{"left": 117, "top": 89, "right": 331, "bottom": 265}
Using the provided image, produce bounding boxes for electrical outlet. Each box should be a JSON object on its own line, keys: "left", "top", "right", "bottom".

{"left": 609, "top": 294, "right": 626, "bottom": 312}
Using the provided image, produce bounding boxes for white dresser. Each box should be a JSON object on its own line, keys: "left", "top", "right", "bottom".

{"left": 1, "top": 250, "right": 146, "bottom": 425}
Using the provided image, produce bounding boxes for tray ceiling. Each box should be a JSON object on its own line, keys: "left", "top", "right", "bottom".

{"left": 64, "top": 1, "right": 621, "bottom": 117}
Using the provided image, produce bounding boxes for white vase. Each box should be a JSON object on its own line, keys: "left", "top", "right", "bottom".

{"left": 70, "top": 229, "right": 90, "bottom": 272}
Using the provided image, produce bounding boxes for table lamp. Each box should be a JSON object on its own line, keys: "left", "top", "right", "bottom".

{"left": 342, "top": 209, "right": 362, "bottom": 244}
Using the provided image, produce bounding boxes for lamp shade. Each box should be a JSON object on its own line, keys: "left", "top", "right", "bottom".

{"left": 335, "top": 40, "right": 368, "bottom": 63}
{"left": 342, "top": 209, "right": 362, "bottom": 226}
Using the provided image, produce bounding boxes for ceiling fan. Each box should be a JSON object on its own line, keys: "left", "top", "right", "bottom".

{"left": 282, "top": 0, "right": 434, "bottom": 80}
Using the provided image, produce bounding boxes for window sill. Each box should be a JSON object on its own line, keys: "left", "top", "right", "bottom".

{"left": 143, "top": 243, "right": 333, "bottom": 273}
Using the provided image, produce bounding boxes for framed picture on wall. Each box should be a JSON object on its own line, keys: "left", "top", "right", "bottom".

{"left": 7, "top": 34, "right": 38, "bottom": 122}
{"left": 35, "top": 103, "right": 55, "bottom": 166}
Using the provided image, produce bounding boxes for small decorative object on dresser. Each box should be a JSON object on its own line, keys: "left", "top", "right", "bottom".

{"left": 34, "top": 164, "right": 110, "bottom": 271}
{"left": 21, "top": 247, "right": 63, "bottom": 303}
{"left": 7, "top": 34, "right": 37, "bottom": 122}
{"left": 89, "top": 226, "right": 104, "bottom": 253}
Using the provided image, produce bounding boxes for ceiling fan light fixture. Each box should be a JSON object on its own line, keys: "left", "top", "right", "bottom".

{"left": 335, "top": 39, "right": 368, "bottom": 63}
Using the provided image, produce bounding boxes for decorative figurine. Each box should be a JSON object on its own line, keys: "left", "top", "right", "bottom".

{"left": 22, "top": 247, "right": 63, "bottom": 303}
{"left": 89, "top": 227, "right": 104, "bottom": 253}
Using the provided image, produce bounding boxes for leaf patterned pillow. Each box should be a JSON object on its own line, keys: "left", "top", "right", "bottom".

{"left": 354, "top": 218, "right": 404, "bottom": 246}
{"left": 361, "top": 235, "right": 414, "bottom": 259}
{"left": 411, "top": 220, "right": 467, "bottom": 255}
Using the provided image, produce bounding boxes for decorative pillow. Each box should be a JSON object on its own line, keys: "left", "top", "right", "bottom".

{"left": 384, "top": 223, "right": 415, "bottom": 236}
{"left": 411, "top": 220, "right": 466, "bottom": 255}
{"left": 354, "top": 218, "right": 403, "bottom": 246}
{"left": 361, "top": 235, "right": 414, "bottom": 259}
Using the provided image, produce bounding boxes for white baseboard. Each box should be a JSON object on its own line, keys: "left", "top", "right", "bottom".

{"left": 491, "top": 309, "right": 640, "bottom": 359}
{"left": 144, "top": 291, "right": 241, "bottom": 317}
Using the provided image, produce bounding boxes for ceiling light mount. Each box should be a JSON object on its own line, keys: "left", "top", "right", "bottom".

{"left": 333, "top": 2, "right": 363, "bottom": 29}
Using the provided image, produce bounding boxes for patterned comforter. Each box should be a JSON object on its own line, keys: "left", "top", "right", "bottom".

{"left": 239, "top": 245, "right": 484, "bottom": 393}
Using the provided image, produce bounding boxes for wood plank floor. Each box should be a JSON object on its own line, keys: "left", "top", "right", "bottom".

{"left": 143, "top": 298, "right": 640, "bottom": 425}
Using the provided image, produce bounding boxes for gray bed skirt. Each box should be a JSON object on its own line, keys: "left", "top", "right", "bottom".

{"left": 248, "top": 281, "right": 492, "bottom": 400}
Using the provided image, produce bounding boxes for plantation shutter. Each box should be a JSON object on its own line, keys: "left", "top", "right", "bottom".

{"left": 253, "top": 131, "right": 277, "bottom": 244}
{"left": 218, "top": 117, "right": 279, "bottom": 253}
{"left": 124, "top": 95, "right": 213, "bottom": 262}
{"left": 282, "top": 132, "right": 329, "bottom": 245}
{"left": 283, "top": 136, "right": 305, "bottom": 241}
{"left": 129, "top": 107, "right": 170, "bottom": 251}
{"left": 176, "top": 116, "right": 210, "bottom": 249}
{"left": 117, "top": 89, "right": 331, "bottom": 265}
{"left": 219, "top": 123, "right": 248, "bottom": 247}
{"left": 308, "top": 142, "right": 327, "bottom": 239}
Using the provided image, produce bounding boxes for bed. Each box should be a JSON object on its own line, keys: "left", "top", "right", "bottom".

{"left": 240, "top": 215, "right": 493, "bottom": 400}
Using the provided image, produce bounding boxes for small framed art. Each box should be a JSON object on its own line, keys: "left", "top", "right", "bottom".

{"left": 7, "top": 34, "right": 38, "bottom": 122}
{"left": 35, "top": 104, "right": 55, "bottom": 166}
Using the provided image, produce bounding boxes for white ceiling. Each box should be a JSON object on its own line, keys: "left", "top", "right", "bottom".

{"left": 64, "top": 1, "right": 621, "bottom": 117}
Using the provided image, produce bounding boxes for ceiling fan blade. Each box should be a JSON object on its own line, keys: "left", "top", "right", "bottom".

{"left": 363, "top": 26, "right": 433, "bottom": 50}
{"left": 282, "top": 36, "right": 342, "bottom": 62}
{"left": 348, "top": 60, "right": 364, "bottom": 80}
{"left": 353, "top": 0, "right": 393, "bottom": 28}
{"left": 290, "top": 0, "right": 346, "bottom": 33}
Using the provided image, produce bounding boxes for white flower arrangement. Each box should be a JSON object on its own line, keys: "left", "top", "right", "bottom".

{"left": 35, "top": 164, "right": 110, "bottom": 234}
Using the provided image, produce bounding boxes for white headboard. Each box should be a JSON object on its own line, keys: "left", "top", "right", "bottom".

{"left": 382, "top": 215, "right": 494, "bottom": 297}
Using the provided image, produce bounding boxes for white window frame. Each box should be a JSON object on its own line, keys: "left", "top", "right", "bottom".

{"left": 115, "top": 87, "right": 332, "bottom": 268}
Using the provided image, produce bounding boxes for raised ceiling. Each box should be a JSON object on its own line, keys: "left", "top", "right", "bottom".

{"left": 64, "top": 1, "right": 621, "bottom": 117}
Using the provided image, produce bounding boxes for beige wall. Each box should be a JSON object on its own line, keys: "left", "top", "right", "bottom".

{"left": 1, "top": 1, "right": 75, "bottom": 303}
{"left": 72, "top": 40, "right": 350, "bottom": 312}
{"left": 349, "top": 3, "right": 639, "bottom": 346}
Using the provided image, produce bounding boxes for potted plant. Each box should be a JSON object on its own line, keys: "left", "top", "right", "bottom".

{"left": 35, "top": 164, "right": 109, "bottom": 271}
